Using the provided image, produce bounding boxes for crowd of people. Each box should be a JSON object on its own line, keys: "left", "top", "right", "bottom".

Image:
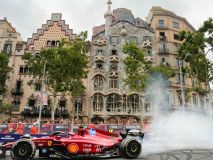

{"left": 0, "top": 117, "right": 147, "bottom": 135}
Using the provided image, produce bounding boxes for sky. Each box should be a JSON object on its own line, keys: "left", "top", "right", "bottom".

{"left": 0, "top": 0, "right": 212, "bottom": 41}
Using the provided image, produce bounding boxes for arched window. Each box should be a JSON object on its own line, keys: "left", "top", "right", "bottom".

{"left": 47, "top": 40, "right": 51, "bottom": 46}
{"left": 93, "top": 94, "right": 103, "bottom": 112}
{"left": 94, "top": 75, "right": 104, "bottom": 90}
{"left": 106, "top": 94, "right": 121, "bottom": 113}
{"left": 127, "top": 94, "right": 140, "bottom": 113}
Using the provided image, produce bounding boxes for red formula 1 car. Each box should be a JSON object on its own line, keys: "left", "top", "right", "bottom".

{"left": 0, "top": 127, "right": 144, "bottom": 160}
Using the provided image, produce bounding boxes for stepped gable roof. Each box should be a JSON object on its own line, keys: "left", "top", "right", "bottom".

{"left": 27, "top": 13, "right": 76, "bottom": 47}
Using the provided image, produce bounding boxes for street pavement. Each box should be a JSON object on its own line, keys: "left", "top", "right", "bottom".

{"left": 3, "top": 149, "right": 213, "bottom": 160}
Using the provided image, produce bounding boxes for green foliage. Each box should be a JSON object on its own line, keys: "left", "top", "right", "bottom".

{"left": 193, "top": 87, "right": 209, "bottom": 96}
{"left": 148, "top": 64, "right": 175, "bottom": 79}
{"left": 123, "top": 43, "right": 175, "bottom": 92}
{"left": 178, "top": 18, "right": 213, "bottom": 84}
{"left": 0, "top": 103, "right": 12, "bottom": 114}
{"left": 123, "top": 43, "right": 148, "bottom": 92}
{"left": 22, "top": 31, "right": 89, "bottom": 97}
{"left": 0, "top": 52, "right": 12, "bottom": 94}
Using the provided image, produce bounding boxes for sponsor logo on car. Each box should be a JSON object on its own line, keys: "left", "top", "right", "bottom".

{"left": 83, "top": 148, "right": 91, "bottom": 153}
{"left": 67, "top": 143, "right": 79, "bottom": 154}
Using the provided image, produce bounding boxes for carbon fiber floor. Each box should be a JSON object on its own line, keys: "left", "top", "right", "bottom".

{"left": 3, "top": 149, "right": 213, "bottom": 160}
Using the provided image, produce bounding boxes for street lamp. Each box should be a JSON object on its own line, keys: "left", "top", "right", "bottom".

{"left": 179, "top": 54, "right": 190, "bottom": 108}
{"left": 76, "top": 98, "right": 81, "bottom": 123}
{"left": 38, "top": 60, "right": 46, "bottom": 134}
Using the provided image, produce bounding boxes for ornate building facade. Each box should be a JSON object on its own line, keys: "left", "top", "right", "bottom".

{"left": 88, "top": 1, "right": 155, "bottom": 125}
{"left": 1, "top": 2, "right": 210, "bottom": 124}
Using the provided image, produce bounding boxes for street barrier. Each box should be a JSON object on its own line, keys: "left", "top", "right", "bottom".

{"left": 0, "top": 123, "right": 142, "bottom": 143}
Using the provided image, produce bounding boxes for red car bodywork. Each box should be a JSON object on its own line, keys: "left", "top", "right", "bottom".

{"left": 0, "top": 127, "right": 142, "bottom": 159}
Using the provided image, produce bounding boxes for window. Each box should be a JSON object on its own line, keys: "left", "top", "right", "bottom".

{"left": 159, "top": 32, "right": 166, "bottom": 41}
{"left": 93, "top": 94, "right": 103, "bottom": 112}
{"left": 200, "top": 99, "right": 204, "bottom": 109}
{"left": 158, "top": 20, "right": 164, "bottom": 28}
{"left": 106, "top": 94, "right": 121, "bottom": 113}
{"left": 193, "top": 95, "right": 197, "bottom": 105}
{"left": 19, "top": 67, "right": 24, "bottom": 73}
{"left": 177, "top": 73, "right": 185, "bottom": 84}
{"left": 96, "top": 49, "right": 103, "bottom": 55}
{"left": 35, "top": 83, "right": 41, "bottom": 91}
{"left": 147, "top": 49, "right": 152, "bottom": 56}
{"left": 109, "top": 79, "right": 118, "bottom": 88}
{"left": 143, "top": 36, "right": 152, "bottom": 41}
{"left": 110, "top": 36, "right": 119, "bottom": 45}
{"left": 129, "top": 36, "right": 138, "bottom": 44}
{"left": 161, "top": 57, "right": 167, "bottom": 65}
{"left": 174, "top": 34, "right": 179, "bottom": 40}
{"left": 176, "top": 58, "right": 180, "bottom": 67}
{"left": 3, "top": 43, "right": 12, "bottom": 54}
{"left": 74, "top": 100, "right": 82, "bottom": 112}
{"left": 110, "top": 64, "right": 118, "bottom": 71}
{"left": 160, "top": 43, "right": 168, "bottom": 53}
{"left": 96, "top": 63, "right": 103, "bottom": 69}
{"left": 127, "top": 94, "right": 140, "bottom": 113}
{"left": 111, "top": 50, "right": 117, "bottom": 56}
{"left": 174, "top": 44, "right": 179, "bottom": 52}
{"left": 173, "top": 22, "right": 179, "bottom": 29}
{"left": 16, "top": 80, "right": 22, "bottom": 92}
{"left": 94, "top": 75, "right": 104, "bottom": 90}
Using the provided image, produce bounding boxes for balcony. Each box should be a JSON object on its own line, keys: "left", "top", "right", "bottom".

{"left": 93, "top": 68, "right": 105, "bottom": 77}
{"left": 158, "top": 36, "right": 167, "bottom": 42}
{"left": 93, "top": 39, "right": 107, "bottom": 46}
{"left": 55, "top": 108, "right": 69, "bottom": 118}
{"left": 107, "top": 88, "right": 121, "bottom": 95}
{"left": 109, "top": 55, "right": 119, "bottom": 63}
{"left": 94, "top": 55, "right": 105, "bottom": 62}
{"left": 11, "top": 88, "right": 24, "bottom": 96}
{"left": 156, "top": 25, "right": 169, "bottom": 30}
{"left": 109, "top": 71, "right": 119, "bottom": 78}
{"left": 22, "top": 106, "right": 69, "bottom": 117}
{"left": 158, "top": 48, "right": 169, "bottom": 54}
{"left": 142, "top": 40, "right": 153, "bottom": 48}
{"left": 144, "top": 56, "right": 154, "bottom": 63}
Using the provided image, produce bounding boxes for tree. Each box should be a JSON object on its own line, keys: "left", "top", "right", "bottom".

{"left": 178, "top": 18, "right": 213, "bottom": 91}
{"left": 123, "top": 43, "right": 148, "bottom": 92}
{"left": 22, "top": 31, "right": 89, "bottom": 120}
{"left": 123, "top": 43, "right": 175, "bottom": 92}
{"left": 0, "top": 52, "right": 12, "bottom": 94}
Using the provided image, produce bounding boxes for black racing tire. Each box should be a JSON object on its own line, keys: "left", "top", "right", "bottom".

{"left": 11, "top": 139, "right": 36, "bottom": 160}
{"left": 0, "top": 146, "right": 6, "bottom": 159}
{"left": 119, "top": 138, "right": 141, "bottom": 159}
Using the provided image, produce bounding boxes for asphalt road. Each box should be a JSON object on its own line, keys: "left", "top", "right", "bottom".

{"left": 3, "top": 149, "right": 213, "bottom": 160}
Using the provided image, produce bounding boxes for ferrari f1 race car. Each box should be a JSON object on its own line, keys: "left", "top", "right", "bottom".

{"left": 0, "top": 127, "right": 144, "bottom": 159}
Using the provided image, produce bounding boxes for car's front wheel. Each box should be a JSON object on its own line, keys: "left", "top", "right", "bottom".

{"left": 11, "top": 139, "right": 36, "bottom": 160}
{"left": 119, "top": 138, "right": 141, "bottom": 159}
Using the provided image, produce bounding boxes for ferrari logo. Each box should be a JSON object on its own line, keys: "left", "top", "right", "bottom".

{"left": 48, "top": 141, "right": 52, "bottom": 146}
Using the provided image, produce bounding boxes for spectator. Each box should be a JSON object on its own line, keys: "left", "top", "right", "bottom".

{"left": 16, "top": 122, "right": 24, "bottom": 135}
{"left": 30, "top": 124, "right": 38, "bottom": 135}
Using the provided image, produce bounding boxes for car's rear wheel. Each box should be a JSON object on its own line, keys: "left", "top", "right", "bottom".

{"left": 120, "top": 138, "right": 141, "bottom": 159}
{"left": 11, "top": 139, "right": 36, "bottom": 160}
